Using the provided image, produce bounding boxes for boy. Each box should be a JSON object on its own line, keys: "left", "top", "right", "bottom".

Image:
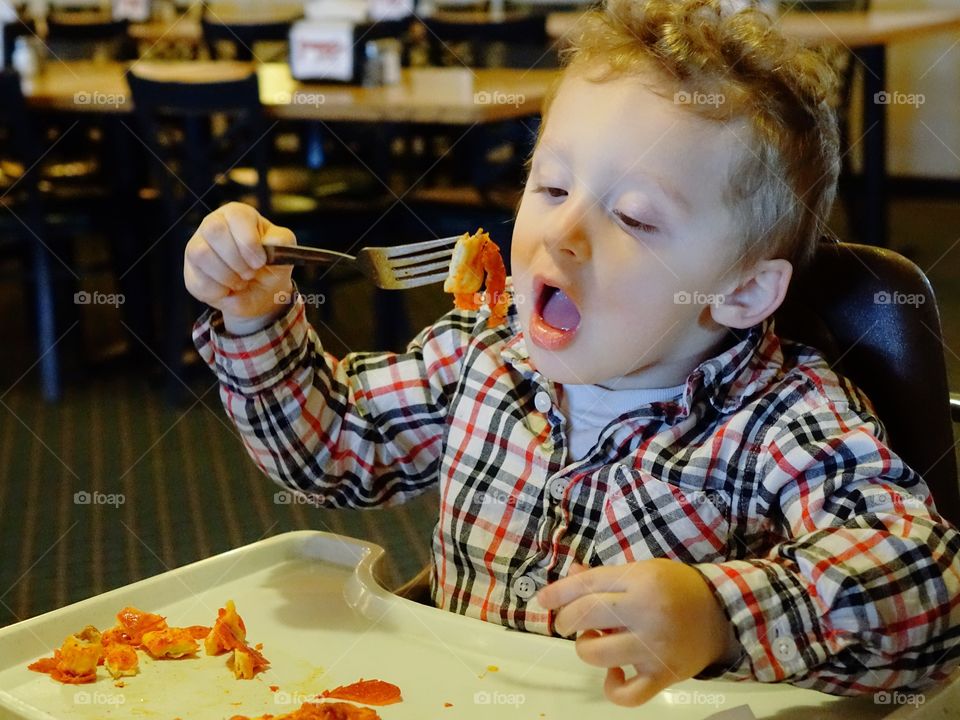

{"left": 185, "top": 0, "right": 960, "bottom": 707}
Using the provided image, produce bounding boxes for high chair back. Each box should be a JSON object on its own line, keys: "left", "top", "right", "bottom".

{"left": 775, "top": 239, "right": 959, "bottom": 526}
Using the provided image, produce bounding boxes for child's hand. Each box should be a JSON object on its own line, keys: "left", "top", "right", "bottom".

{"left": 184, "top": 202, "right": 297, "bottom": 335}
{"left": 536, "top": 559, "right": 739, "bottom": 707}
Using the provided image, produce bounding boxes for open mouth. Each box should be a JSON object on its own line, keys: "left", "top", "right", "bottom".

{"left": 529, "top": 281, "right": 581, "bottom": 350}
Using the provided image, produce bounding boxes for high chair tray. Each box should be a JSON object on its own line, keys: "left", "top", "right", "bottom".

{"left": 0, "top": 530, "right": 953, "bottom": 719}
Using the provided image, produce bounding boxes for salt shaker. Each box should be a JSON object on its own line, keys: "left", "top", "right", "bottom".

{"left": 378, "top": 39, "right": 401, "bottom": 86}
{"left": 363, "top": 40, "right": 382, "bottom": 87}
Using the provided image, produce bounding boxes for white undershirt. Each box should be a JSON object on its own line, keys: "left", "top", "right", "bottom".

{"left": 560, "top": 381, "right": 687, "bottom": 461}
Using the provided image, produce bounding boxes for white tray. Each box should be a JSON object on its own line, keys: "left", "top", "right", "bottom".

{"left": 0, "top": 531, "right": 955, "bottom": 719}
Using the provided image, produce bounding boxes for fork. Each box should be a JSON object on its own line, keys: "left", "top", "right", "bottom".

{"left": 262, "top": 235, "right": 459, "bottom": 290}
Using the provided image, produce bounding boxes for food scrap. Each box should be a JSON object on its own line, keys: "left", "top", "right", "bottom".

{"left": 320, "top": 679, "right": 403, "bottom": 706}
{"left": 141, "top": 627, "right": 199, "bottom": 659}
{"left": 205, "top": 599, "right": 246, "bottom": 654}
{"left": 231, "top": 642, "right": 270, "bottom": 680}
{"left": 104, "top": 643, "right": 139, "bottom": 678}
{"left": 27, "top": 625, "right": 103, "bottom": 684}
{"left": 206, "top": 600, "right": 270, "bottom": 679}
{"left": 444, "top": 228, "right": 508, "bottom": 327}
{"left": 230, "top": 701, "right": 381, "bottom": 720}
{"left": 27, "top": 600, "right": 266, "bottom": 684}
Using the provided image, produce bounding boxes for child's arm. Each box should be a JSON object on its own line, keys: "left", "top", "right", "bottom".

{"left": 539, "top": 393, "right": 960, "bottom": 705}
{"left": 688, "top": 403, "right": 960, "bottom": 693}
{"left": 184, "top": 203, "right": 469, "bottom": 507}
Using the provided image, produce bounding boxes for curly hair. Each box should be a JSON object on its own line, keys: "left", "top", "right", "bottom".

{"left": 544, "top": 0, "right": 841, "bottom": 270}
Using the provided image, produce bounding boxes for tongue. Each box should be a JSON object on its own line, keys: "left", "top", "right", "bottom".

{"left": 541, "top": 288, "right": 581, "bottom": 331}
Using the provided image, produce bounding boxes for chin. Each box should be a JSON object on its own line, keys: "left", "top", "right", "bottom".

{"left": 525, "top": 344, "right": 600, "bottom": 385}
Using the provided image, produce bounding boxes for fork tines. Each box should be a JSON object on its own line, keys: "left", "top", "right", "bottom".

{"left": 384, "top": 235, "right": 458, "bottom": 281}
{"left": 380, "top": 234, "right": 460, "bottom": 259}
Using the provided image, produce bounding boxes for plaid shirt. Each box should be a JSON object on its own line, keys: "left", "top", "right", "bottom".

{"left": 194, "top": 287, "right": 960, "bottom": 695}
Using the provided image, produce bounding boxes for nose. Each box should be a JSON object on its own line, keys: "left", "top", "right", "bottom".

{"left": 543, "top": 194, "right": 592, "bottom": 263}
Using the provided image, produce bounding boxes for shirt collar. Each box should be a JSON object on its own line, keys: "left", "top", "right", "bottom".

{"left": 683, "top": 319, "right": 782, "bottom": 416}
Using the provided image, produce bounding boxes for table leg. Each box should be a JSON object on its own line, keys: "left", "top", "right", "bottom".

{"left": 855, "top": 43, "right": 887, "bottom": 247}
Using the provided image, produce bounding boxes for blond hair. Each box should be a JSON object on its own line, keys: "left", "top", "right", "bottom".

{"left": 544, "top": 0, "right": 841, "bottom": 270}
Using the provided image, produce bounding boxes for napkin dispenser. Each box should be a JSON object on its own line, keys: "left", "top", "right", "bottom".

{"left": 289, "top": 18, "right": 409, "bottom": 84}
{"left": 289, "top": 20, "right": 356, "bottom": 83}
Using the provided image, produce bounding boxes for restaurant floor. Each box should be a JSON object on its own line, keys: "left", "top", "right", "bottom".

{"left": 0, "top": 194, "right": 959, "bottom": 629}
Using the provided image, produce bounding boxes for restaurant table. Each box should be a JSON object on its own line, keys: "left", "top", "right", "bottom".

{"left": 21, "top": 60, "right": 556, "bottom": 124}
{"left": 547, "top": 8, "right": 960, "bottom": 247}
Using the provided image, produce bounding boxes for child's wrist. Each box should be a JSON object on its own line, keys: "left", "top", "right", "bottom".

{"left": 222, "top": 302, "right": 290, "bottom": 336}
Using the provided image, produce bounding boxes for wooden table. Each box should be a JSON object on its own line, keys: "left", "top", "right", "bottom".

{"left": 21, "top": 61, "right": 558, "bottom": 124}
{"left": 547, "top": 8, "right": 960, "bottom": 247}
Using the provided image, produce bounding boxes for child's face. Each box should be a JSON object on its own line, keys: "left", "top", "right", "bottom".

{"left": 512, "top": 69, "right": 748, "bottom": 387}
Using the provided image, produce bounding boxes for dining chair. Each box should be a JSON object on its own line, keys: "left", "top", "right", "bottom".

{"left": 200, "top": 17, "right": 294, "bottom": 61}
{"left": 125, "top": 70, "right": 274, "bottom": 400}
{"left": 0, "top": 69, "right": 115, "bottom": 401}
{"left": 126, "top": 69, "right": 407, "bottom": 401}
{"left": 422, "top": 13, "right": 552, "bottom": 69}
{"left": 409, "top": 13, "right": 547, "bottom": 226}
{"left": 45, "top": 14, "right": 136, "bottom": 60}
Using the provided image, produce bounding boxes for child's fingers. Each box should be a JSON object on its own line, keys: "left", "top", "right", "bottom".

{"left": 603, "top": 667, "right": 663, "bottom": 707}
{"left": 194, "top": 243, "right": 247, "bottom": 292}
{"left": 262, "top": 222, "right": 296, "bottom": 249}
{"left": 575, "top": 629, "right": 641, "bottom": 669}
{"left": 537, "top": 565, "right": 633, "bottom": 609}
{"left": 184, "top": 262, "right": 231, "bottom": 305}
{"left": 553, "top": 592, "right": 628, "bottom": 637}
{"left": 221, "top": 203, "right": 272, "bottom": 271}
{"left": 201, "top": 209, "right": 256, "bottom": 280}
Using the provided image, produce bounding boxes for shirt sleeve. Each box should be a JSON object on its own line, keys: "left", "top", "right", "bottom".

{"left": 692, "top": 392, "right": 960, "bottom": 693}
{"left": 191, "top": 293, "right": 475, "bottom": 508}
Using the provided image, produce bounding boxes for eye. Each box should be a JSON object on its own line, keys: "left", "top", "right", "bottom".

{"left": 537, "top": 186, "right": 568, "bottom": 198}
{"left": 615, "top": 210, "right": 658, "bottom": 234}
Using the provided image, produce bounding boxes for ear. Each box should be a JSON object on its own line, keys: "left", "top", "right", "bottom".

{"left": 711, "top": 259, "right": 792, "bottom": 330}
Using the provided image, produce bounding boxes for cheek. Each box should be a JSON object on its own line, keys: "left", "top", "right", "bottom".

{"left": 510, "top": 199, "right": 538, "bottom": 274}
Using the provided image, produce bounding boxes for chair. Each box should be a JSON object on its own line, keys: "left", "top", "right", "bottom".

{"left": 0, "top": 69, "right": 85, "bottom": 401}
{"left": 45, "top": 14, "right": 136, "bottom": 60}
{"left": 422, "top": 14, "right": 551, "bottom": 69}
{"left": 410, "top": 14, "right": 546, "bottom": 221}
{"left": 776, "top": 239, "right": 959, "bottom": 526}
{"left": 126, "top": 69, "right": 404, "bottom": 400}
{"left": 126, "top": 70, "right": 274, "bottom": 399}
{"left": 200, "top": 17, "right": 293, "bottom": 61}
{"left": 394, "top": 239, "right": 960, "bottom": 602}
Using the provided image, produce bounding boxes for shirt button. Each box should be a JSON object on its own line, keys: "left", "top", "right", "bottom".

{"left": 548, "top": 476, "right": 566, "bottom": 501}
{"left": 772, "top": 635, "right": 798, "bottom": 662}
{"left": 511, "top": 574, "right": 538, "bottom": 600}
{"left": 534, "top": 391, "right": 552, "bottom": 414}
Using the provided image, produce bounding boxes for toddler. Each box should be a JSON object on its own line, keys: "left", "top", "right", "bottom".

{"left": 185, "top": 0, "right": 960, "bottom": 706}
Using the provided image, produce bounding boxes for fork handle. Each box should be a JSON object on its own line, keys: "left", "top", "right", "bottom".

{"left": 263, "top": 243, "right": 355, "bottom": 266}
